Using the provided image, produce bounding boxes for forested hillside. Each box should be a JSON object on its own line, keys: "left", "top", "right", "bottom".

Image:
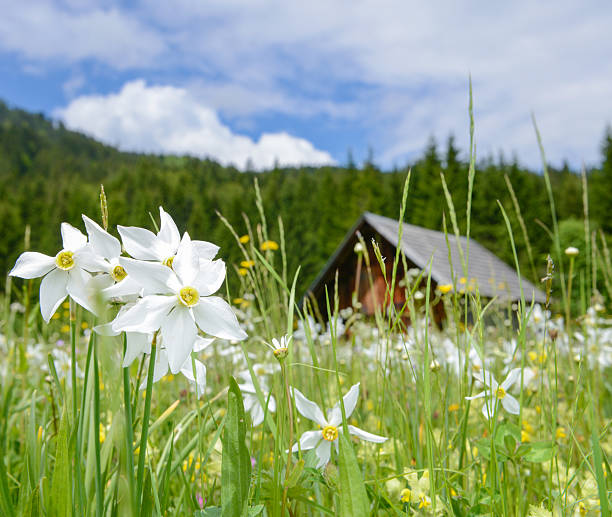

{"left": 1, "top": 100, "right": 611, "bottom": 299}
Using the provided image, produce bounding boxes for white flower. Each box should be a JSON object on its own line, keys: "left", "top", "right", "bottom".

{"left": 110, "top": 233, "right": 246, "bottom": 373}
{"left": 139, "top": 348, "right": 207, "bottom": 396}
{"left": 267, "top": 334, "right": 291, "bottom": 359}
{"left": 564, "top": 246, "right": 579, "bottom": 257}
{"left": 94, "top": 308, "right": 152, "bottom": 367}
{"left": 47, "top": 349, "right": 84, "bottom": 385}
{"left": 9, "top": 222, "right": 97, "bottom": 321}
{"left": 238, "top": 380, "right": 276, "bottom": 426}
{"left": 291, "top": 383, "right": 387, "bottom": 469}
{"left": 117, "top": 206, "right": 219, "bottom": 266}
{"left": 466, "top": 368, "right": 522, "bottom": 419}
{"left": 81, "top": 215, "right": 142, "bottom": 299}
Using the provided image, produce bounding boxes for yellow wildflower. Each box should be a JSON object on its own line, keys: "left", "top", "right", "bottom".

{"left": 238, "top": 268, "right": 248, "bottom": 276}
{"left": 239, "top": 235, "right": 250, "bottom": 244}
{"left": 400, "top": 488, "right": 411, "bottom": 503}
{"left": 260, "top": 240, "right": 279, "bottom": 251}
{"left": 555, "top": 427, "right": 566, "bottom": 440}
{"left": 438, "top": 284, "right": 453, "bottom": 294}
{"left": 240, "top": 260, "right": 255, "bottom": 268}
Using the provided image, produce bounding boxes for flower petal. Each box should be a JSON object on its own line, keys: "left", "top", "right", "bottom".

{"left": 66, "top": 268, "right": 97, "bottom": 315}
{"left": 194, "top": 259, "right": 226, "bottom": 296}
{"left": 118, "top": 225, "right": 167, "bottom": 261}
{"left": 111, "top": 295, "right": 176, "bottom": 333}
{"left": 180, "top": 357, "right": 206, "bottom": 396}
{"left": 314, "top": 440, "right": 332, "bottom": 469}
{"left": 501, "top": 368, "right": 522, "bottom": 391}
{"left": 93, "top": 322, "right": 119, "bottom": 337}
{"left": 193, "top": 336, "right": 215, "bottom": 352}
{"left": 250, "top": 404, "right": 264, "bottom": 426}
{"left": 501, "top": 394, "right": 520, "bottom": 414}
{"left": 291, "top": 387, "right": 327, "bottom": 427}
{"left": 74, "top": 248, "right": 110, "bottom": 273}
{"left": 173, "top": 232, "right": 199, "bottom": 285}
{"left": 82, "top": 214, "right": 121, "bottom": 259}
{"left": 139, "top": 349, "right": 169, "bottom": 390}
{"left": 101, "top": 276, "right": 142, "bottom": 299}
{"left": 61, "top": 222, "right": 87, "bottom": 251}
{"left": 157, "top": 207, "right": 180, "bottom": 251}
{"left": 481, "top": 399, "right": 497, "bottom": 419}
{"left": 119, "top": 257, "right": 179, "bottom": 294}
{"left": 191, "top": 296, "right": 247, "bottom": 341}
{"left": 123, "top": 332, "right": 151, "bottom": 367}
{"left": 9, "top": 252, "right": 55, "bottom": 279}
{"left": 327, "top": 383, "right": 361, "bottom": 426}
{"left": 347, "top": 425, "right": 387, "bottom": 443}
{"left": 291, "top": 430, "right": 322, "bottom": 452}
{"left": 192, "top": 240, "right": 220, "bottom": 260}
{"left": 162, "top": 307, "right": 198, "bottom": 374}
{"left": 39, "top": 268, "right": 68, "bottom": 322}
{"left": 465, "top": 391, "right": 486, "bottom": 400}
{"left": 473, "top": 369, "right": 498, "bottom": 390}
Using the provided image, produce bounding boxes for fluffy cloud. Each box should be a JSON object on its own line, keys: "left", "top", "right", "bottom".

{"left": 3, "top": 1, "right": 612, "bottom": 168}
{"left": 55, "top": 80, "right": 334, "bottom": 170}
{"left": 0, "top": 1, "right": 165, "bottom": 68}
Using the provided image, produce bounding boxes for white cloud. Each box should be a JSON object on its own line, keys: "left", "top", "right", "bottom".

{"left": 3, "top": 1, "right": 612, "bottom": 168}
{"left": 54, "top": 80, "right": 335, "bottom": 170}
{"left": 0, "top": 1, "right": 165, "bottom": 68}
{"left": 147, "top": 1, "right": 612, "bottom": 168}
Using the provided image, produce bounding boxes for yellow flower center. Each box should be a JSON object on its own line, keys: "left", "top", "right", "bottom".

{"left": 321, "top": 425, "right": 338, "bottom": 442}
{"left": 400, "top": 488, "right": 411, "bottom": 503}
{"left": 163, "top": 256, "right": 175, "bottom": 268}
{"left": 178, "top": 286, "right": 200, "bottom": 307}
{"left": 111, "top": 265, "right": 127, "bottom": 282}
{"left": 55, "top": 250, "right": 75, "bottom": 270}
{"left": 273, "top": 347, "right": 288, "bottom": 359}
{"left": 418, "top": 495, "right": 431, "bottom": 509}
{"left": 495, "top": 387, "right": 506, "bottom": 399}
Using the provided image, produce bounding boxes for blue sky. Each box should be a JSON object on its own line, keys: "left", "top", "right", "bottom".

{"left": 1, "top": 1, "right": 611, "bottom": 170}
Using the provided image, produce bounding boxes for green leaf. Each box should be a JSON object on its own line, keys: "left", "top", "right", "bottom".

{"left": 284, "top": 458, "right": 304, "bottom": 489}
{"left": 221, "top": 377, "right": 251, "bottom": 517}
{"left": 197, "top": 508, "right": 221, "bottom": 517}
{"left": 523, "top": 442, "right": 554, "bottom": 463}
{"left": 50, "top": 408, "right": 70, "bottom": 517}
{"left": 248, "top": 505, "right": 264, "bottom": 516}
{"left": 337, "top": 433, "right": 370, "bottom": 517}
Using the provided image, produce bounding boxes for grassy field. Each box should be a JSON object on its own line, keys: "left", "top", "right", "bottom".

{"left": 0, "top": 130, "right": 611, "bottom": 515}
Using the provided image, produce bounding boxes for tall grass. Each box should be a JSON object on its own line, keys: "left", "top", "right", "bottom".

{"left": 0, "top": 108, "right": 610, "bottom": 516}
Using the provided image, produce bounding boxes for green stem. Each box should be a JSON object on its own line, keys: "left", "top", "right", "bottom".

{"left": 137, "top": 332, "right": 158, "bottom": 508}
{"left": 93, "top": 331, "right": 104, "bottom": 517}
{"left": 75, "top": 331, "right": 95, "bottom": 514}
{"left": 69, "top": 298, "right": 77, "bottom": 424}
{"left": 123, "top": 334, "right": 138, "bottom": 517}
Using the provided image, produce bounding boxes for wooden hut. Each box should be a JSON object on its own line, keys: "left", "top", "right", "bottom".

{"left": 305, "top": 212, "right": 546, "bottom": 322}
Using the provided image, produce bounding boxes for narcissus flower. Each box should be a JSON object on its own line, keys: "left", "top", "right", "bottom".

{"left": 117, "top": 207, "right": 219, "bottom": 267}
{"left": 9, "top": 222, "right": 98, "bottom": 321}
{"left": 466, "top": 368, "right": 522, "bottom": 419}
{"left": 81, "top": 215, "right": 142, "bottom": 299}
{"left": 111, "top": 233, "right": 246, "bottom": 373}
{"left": 291, "top": 383, "right": 387, "bottom": 468}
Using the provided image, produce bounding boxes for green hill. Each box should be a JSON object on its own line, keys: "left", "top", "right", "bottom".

{"left": 1, "top": 100, "right": 611, "bottom": 303}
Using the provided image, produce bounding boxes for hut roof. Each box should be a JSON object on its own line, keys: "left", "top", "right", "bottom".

{"left": 307, "top": 212, "right": 546, "bottom": 304}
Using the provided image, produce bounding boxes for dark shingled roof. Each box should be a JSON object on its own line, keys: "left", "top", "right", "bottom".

{"left": 308, "top": 212, "right": 546, "bottom": 304}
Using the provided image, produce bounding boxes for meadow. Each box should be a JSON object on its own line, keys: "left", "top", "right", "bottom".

{"left": 0, "top": 121, "right": 611, "bottom": 516}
